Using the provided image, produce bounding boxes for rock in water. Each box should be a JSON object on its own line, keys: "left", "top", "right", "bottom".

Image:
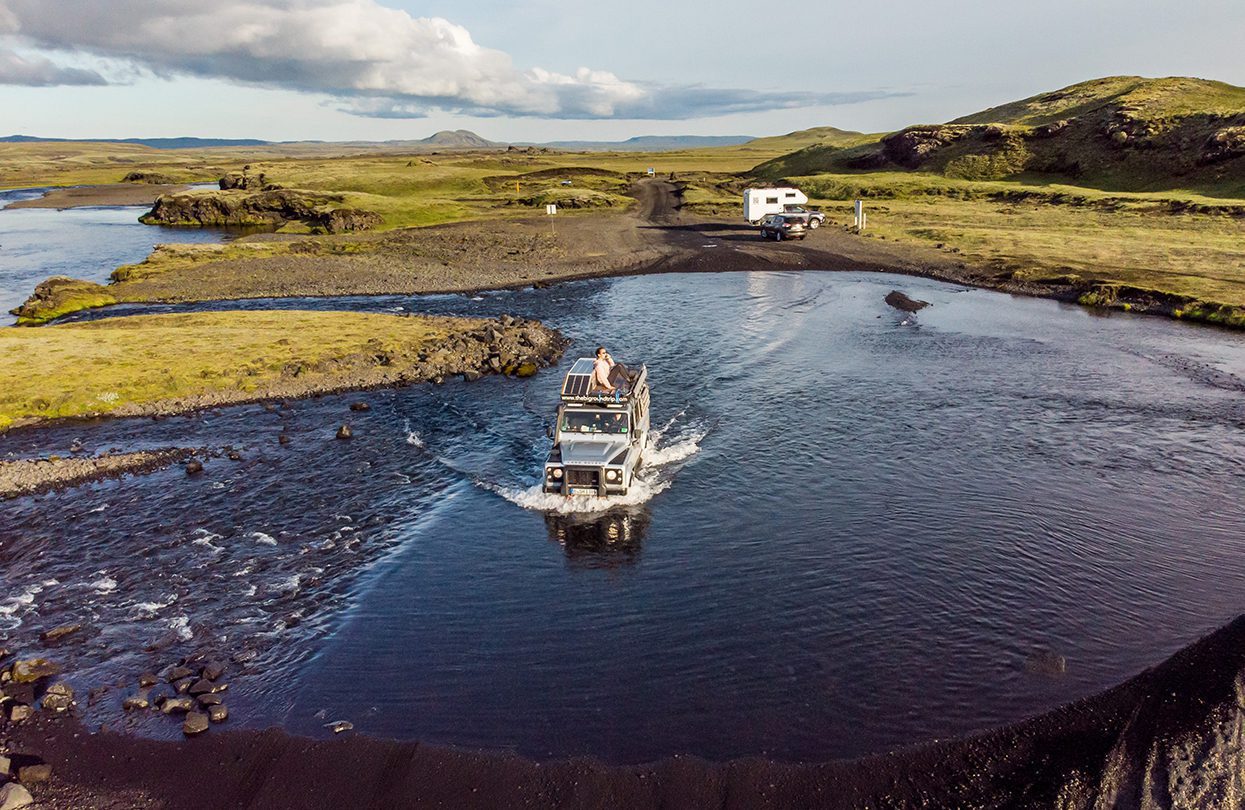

{"left": 183, "top": 711, "right": 210, "bottom": 736}
{"left": 349, "top": 401, "right": 370, "bottom": 412}
{"left": 0, "top": 783, "right": 34, "bottom": 810}
{"left": 208, "top": 704, "right": 229, "bottom": 723}
{"left": 41, "top": 682, "right": 73, "bottom": 711}
{"left": 336, "top": 424, "right": 353, "bottom": 440}
{"left": 10, "top": 658, "right": 59, "bottom": 684}
{"left": 885, "top": 290, "right": 931, "bottom": 313}
{"left": 185, "top": 460, "right": 204, "bottom": 475}
{"left": 325, "top": 720, "right": 353, "bottom": 734}
{"left": 1026, "top": 649, "right": 1068, "bottom": 676}
{"left": 160, "top": 696, "right": 195, "bottom": 714}
{"left": 122, "top": 693, "right": 150, "bottom": 710}
{"left": 39, "top": 623, "right": 82, "bottom": 643}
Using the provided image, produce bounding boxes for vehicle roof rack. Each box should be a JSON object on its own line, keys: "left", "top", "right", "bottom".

{"left": 560, "top": 357, "right": 647, "bottom": 404}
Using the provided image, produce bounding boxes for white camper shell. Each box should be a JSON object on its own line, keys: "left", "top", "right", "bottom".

{"left": 744, "top": 187, "right": 808, "bottom": 224}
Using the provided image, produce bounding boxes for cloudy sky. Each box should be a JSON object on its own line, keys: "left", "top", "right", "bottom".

{"left": 1, "top": 0, "right": 1243, "bottom": 141}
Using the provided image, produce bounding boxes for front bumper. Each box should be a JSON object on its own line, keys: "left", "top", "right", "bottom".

{"left": 544, "top": 466, "right": 626, "bottom": 496}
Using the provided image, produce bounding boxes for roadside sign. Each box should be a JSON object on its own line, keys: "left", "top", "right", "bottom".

{"left": 546, "top": 204, "right": 557, "bottom": 215}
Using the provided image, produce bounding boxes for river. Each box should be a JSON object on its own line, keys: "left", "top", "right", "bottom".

{"left": 0, "top": 187, "right": 229, "bottom": 324}
{"left": 2, "top": 201, "right": 1245, "bottom": 764}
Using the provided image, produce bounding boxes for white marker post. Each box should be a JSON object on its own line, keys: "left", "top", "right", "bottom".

{"left": 546, "top": 203, "right": 557, "bottom": 216}
{"left": 853, "top": 199, "right": 866, "bottom": 231}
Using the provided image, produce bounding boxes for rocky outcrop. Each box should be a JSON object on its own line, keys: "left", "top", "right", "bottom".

{"left": 122, "top": 171, "right": 177, "bottom": 184}
{"left": 218, "top": 170, "right": 268, "bottom": 191}
{"left": 140, "top": 189, "right": 382, "bottom": 233}
{"left": 1203, "top": 125, "right": 1245, "bottom": 165}
{"left": 8, "top": 276, "right": 116, "bottom": 326}
{"left": 0, "top": 449, "right": 196, "bottom": 498}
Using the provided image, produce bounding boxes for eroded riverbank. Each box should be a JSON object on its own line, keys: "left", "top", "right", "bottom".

{"left": 8, "top": 612, "right": 1245, "bottom": 809}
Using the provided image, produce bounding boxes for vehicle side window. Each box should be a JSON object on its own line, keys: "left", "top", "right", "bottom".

{"left": 766, "top": 196, "right": 778, "bottom": 204}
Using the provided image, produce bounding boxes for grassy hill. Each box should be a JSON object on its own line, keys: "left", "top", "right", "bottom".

{"left": 754, "top": 76, "right": 1245, "bottom": 195}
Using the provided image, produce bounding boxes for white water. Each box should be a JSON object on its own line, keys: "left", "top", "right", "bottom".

{"left": 491, "top": 422, "right": 709, "bottom": 515}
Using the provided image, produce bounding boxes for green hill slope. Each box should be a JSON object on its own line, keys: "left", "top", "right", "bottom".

{"left": 754, "top": 76, "right": 1245, "bottom": 194}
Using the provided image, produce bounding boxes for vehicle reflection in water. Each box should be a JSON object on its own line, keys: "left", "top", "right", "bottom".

{"left": 544, "top": 509, "right": 650, "bottom": 569}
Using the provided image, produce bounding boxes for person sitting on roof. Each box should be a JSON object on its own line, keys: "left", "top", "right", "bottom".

{"left": 591, "top": 346, "right": 632, "bottom": 400}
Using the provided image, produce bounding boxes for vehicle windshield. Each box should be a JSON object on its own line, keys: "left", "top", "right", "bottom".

{"left": 561, "top": 410, "right": 630, "bottom": 435}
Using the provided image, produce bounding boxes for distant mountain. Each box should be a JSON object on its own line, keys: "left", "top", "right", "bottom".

{"left": 0, "top": 135, "right": 270, "bottom": 149}
{"left": 754, "top": 76, "right": 1245, "bottom": 193}
{"left": 416, "top": 129, "right": 504, "bottom": 148}
{"left": 533, "top": 135, "right": 754, "bottom": 152}
{"left": 741, "top": 126, "right": 867, "bottom": 153}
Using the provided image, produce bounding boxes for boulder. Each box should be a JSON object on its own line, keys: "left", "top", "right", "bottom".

{"left": 167, "top": 665, "right": 195, "bottom": 682}
{"left": 183, "top": 711, "right": 210, "bottom": 736}
{"left": 160, "top": 696, "right": 195, "bottom": 714}
{"left": 349, "top": 402, "right": 370, "bottom": 412}
{"left": 203, "top": 661, "right": 226, "bottom": 681}
{"left": 41, "top": 682, "right": 73, "bottom": 712}
{"left": 336, "top": 424, "right": 353, "bottom": 440}
{"left": 207, "top": 704, "right": 229, "bottom": 723}
{"left": 10, "top": 659, "right": 59, "bottom": 684}
{"left": 16, "top": 762, "right": 50, "bottom": 784}
{"left": 122, "top": 692, "right": 150, "bottom": 711}
{"left": 185, "top": 460, "right": 204, "bottom": 476}
{"left": 8, "top": 705, "right": 32, "bottom": 722}
{"left": 0, "top": 783, "right": 33, "bottom": 810}
{"left": 138, "top": 672, "right": 158, "bottom": 687}
{"left": 196, "top": 693, "right": 223, "bottom": 707}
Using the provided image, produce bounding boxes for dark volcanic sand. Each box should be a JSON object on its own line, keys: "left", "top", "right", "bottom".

{"left": 9, "top": 614, "right": 1245, "bottom": 808}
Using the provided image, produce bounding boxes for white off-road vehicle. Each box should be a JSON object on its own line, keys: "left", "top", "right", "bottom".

{"left": 543, "top": 358, "right": 651, "bottom": 497}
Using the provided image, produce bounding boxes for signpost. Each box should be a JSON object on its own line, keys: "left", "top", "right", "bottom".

{"left": 853, "top": 199, "right": 867, "bottom": 231}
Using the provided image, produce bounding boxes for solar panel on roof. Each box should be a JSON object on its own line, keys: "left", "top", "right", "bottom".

{"left": 561, "top": 358, "right": 598, "bottom": 398}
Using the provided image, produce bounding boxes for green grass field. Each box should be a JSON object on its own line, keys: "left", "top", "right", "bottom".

{"left": 0, "top": 310, "right": 465, "bottom": 430}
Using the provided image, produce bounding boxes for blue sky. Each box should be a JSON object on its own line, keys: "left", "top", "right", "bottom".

{"left": 1, "top": 0, "right": 1243, "bottom": 141}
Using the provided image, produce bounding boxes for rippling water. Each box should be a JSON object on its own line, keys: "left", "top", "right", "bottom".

{"left": 0, "top": 187, "right": 229, "bottom": 323}
{"left": 4, "top": 225, "right": 1245, "bottom": 762}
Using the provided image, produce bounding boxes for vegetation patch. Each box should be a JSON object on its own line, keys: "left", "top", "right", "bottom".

{"left": 0, "top": 311, "right": 457, "bottom": 429}
{"left": 11, "top": 277, "right": 118, "bottom": 326}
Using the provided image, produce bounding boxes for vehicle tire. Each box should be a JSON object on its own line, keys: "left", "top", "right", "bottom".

{"left": 775, "top": 230, "right": 783, "bottom": 242}
{"left": 808, "top": 218, "right": 820, "bottom": 229}
{"left": 759, "top": 230, "right": 768, "bottom": 239}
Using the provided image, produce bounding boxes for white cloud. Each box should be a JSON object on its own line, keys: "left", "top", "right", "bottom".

{"left": 0, "top": 0, "right": 897, "bottom": 118}
{"left": 0, "top": 48, "right": 106, "bottom": 85}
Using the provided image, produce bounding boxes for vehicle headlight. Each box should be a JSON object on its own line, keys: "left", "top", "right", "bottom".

{"left": 605, "top": 469, "right": 620, "bottom": 482}
{"left": 550, "top": 468, "right": 563, "bottom": 479}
